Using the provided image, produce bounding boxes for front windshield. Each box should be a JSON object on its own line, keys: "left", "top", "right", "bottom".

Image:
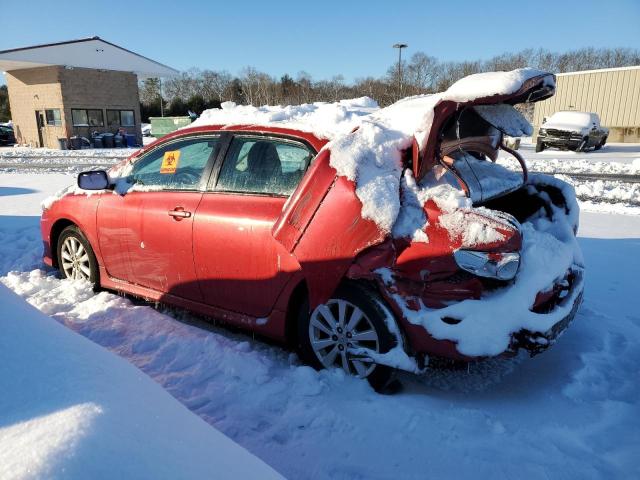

{"left": 546, "top": 111, "right": 592, "bottom": 128}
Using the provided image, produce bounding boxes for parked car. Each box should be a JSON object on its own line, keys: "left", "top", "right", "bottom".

{"left": 0, "top": 124, "right": 16, "bottom": 145}
{"left": 41, "top": 71, "right": 584, "bottom": 391}
{"left": 536, "top": 111, "right": 608, "bottom": 152}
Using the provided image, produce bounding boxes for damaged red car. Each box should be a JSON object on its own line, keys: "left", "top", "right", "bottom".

{"left": 41, "top": 69, "right": 584, "bottom": 391}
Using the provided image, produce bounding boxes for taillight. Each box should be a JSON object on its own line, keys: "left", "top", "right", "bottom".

{"left": 453, "top": 250, "right": 520, "bottom": 281}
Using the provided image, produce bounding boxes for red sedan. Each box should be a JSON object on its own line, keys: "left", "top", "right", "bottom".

{"left": 41, "top": 70, "right": 584, "bottom": 391}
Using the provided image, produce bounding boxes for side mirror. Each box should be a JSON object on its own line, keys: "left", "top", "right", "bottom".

{"left": 78, "top": 170, "right": 110, "bottom": 190}
{"left": 542, "top": 117, "right": 547, "bottom": 124}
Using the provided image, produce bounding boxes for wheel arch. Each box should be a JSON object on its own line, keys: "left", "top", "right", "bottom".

{"left": 50, "top": 218, "right": 77, "bottom": 268}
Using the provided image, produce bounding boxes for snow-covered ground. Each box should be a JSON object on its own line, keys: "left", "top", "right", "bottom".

{"left": 0, "top": 146, "right": 135, "bottom": 160}
{"left": 497, "top": 140, "right": 640, "bottom": 213}
{"left": 1, "top": 171, "right": 639, "bottom": 479}
{"left": 0, "top": 284, "right": 282, "bottom": 480}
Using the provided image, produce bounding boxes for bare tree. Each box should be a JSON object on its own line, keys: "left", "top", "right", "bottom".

{"left": 140, "top": 47, "right": 640, "bottom": 111}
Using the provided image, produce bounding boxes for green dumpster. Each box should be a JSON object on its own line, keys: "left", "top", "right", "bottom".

{"left": 149, "top": 116, "right": 193, "bottom": 138}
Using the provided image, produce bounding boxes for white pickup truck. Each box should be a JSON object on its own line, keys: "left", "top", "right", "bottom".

{"left": 536, "top": 111, "right": 609, "bottom": 152}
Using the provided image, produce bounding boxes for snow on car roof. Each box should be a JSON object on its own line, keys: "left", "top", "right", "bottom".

{"left": 546, "top": 111, "right": 594, "bottom": 128}
{"left": 189, "top": 97, "right": 379, "bottom": 140}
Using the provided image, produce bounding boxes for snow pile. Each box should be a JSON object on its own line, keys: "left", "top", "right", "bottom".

{"left": 559, "top": 175, "right": 640, "bottom": 206}
{"left": 510, "top": 156, "right": 640, "bottom": 176}
{"left": 0, "top": 147, "right": 132, "bottom": 174}
{"left": 190, "top": 97, "right": 379, "bottom": 139}
{"left": 497, "top": 155, "right": 640, "bottom": 212}
{"left": 0, "top": 147, "right": 134, "bottom": 160}
{"left": 0, "top": 284, "right": 282, "bottom": 480}
{"left": 329, "top": 68, "right": 548, "bottom": 235}
{"left": 444, "top": 68, "right": 554, "bottom": 102}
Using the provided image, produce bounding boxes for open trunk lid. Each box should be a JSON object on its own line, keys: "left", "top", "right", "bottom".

{"left": 415, "top": 72, "right": 555, "bottom": 181}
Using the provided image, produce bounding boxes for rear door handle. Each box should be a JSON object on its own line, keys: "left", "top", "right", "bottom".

{"left": 168, "top": 207, "right": 192, "bottom": 219}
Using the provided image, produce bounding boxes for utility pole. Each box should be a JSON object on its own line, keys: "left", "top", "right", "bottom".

{"left": 159, "top": 78, "right": 164, "bottom": 117}
{"left": 392, "top": 43, "right": 408, "bottom": 100}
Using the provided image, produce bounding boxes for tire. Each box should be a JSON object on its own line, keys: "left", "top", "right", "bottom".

{"left": 595, "top": 136, "right": 607, "bottom": 150}
{"left": 296, "top": 282, "right": 398, "bottom": 392}
{"left": 577, "top": 136, "right": 589, "bottom": 152}
{"left": 535, "top": 138, "right": 545, "bottom": 152}
{"left": 57, "top": 225, "right": 99, "bottom": 289}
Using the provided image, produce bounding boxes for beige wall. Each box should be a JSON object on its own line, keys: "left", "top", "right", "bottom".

{"left": 6, "top": 66, "right": 142, "bottom": 148}
{"left": 533, "top": 67, "right": 640, "bottom": 143}
{"left": 6, "top": 66, "right": 67, "bottom": 147}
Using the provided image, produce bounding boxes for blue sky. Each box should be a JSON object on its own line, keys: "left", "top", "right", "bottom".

{"left": 1, "top": 0, "right": 639, "bottom": 85}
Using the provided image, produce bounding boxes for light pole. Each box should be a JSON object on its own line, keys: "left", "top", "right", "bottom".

{"left": 393, "top": 43, "right": 408, "bottom": 99}
{"left": 159, "top": 77, "right": 164, "bottom": 117}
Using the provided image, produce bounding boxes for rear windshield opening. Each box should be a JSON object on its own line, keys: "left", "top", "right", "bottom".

{"left": 433, "top": 106, "right": 529, "bottom": 204}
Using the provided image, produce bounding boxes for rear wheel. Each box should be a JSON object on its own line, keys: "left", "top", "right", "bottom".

{"left": 296, "top": 283, "right": 398, "bottom": 392}
{"left": 535, "top": 138, "right": 545, "bottom": 152}
{"left": 57, "top": 225, "right": 99, "bottom": 288}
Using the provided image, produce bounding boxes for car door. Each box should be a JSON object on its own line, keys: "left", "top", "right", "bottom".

{"left": 193, "top": 134, "right": 314, "bottom": 317}
{"left": 97, "top": 134, "right": 221, "bottom": 301}
{"left": 587, "top": 113, "right": 601, "bottom": 147}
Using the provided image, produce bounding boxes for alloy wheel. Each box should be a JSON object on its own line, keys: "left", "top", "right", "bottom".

{"left": 60, "top": 236, "right": 91, "bottom": 280}
{"left": 309, "top": 299, "right": 380, "bottom": 378}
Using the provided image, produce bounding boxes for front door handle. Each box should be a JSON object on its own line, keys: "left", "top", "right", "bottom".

{"left": 168, "top": 207, "right": 192, "bottom": 220}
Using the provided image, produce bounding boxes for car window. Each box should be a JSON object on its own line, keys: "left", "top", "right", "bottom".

{"left": 215, "top": 137, "right": 313, "bottom": 196}
{"left": 129, "top": 136, "right": 219, "bottom": 190}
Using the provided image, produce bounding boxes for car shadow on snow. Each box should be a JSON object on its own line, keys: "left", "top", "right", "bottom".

{"left": 0, "top": 186, "right": 38, "bottom": 197}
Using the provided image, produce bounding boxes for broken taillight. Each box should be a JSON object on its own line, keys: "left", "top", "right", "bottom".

{"left": 453, "top": 250, "right": 520, "bottom": 281}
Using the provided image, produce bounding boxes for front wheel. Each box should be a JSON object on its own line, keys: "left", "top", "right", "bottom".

{"left": 296, "top": 283, "right": 398, "bottom": 392}
{"left": 535, "top": 138, "right": 545, "bottom": 152}
{"left": 57, "top": 225, "right": 99, "bottom": 288}
{"left": 577, "top": 136, "right": 589, "bottom": 152}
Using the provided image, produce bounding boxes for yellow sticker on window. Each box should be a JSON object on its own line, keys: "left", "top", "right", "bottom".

{"left": 160, "top": 150, "right": 180, "bottom": 174}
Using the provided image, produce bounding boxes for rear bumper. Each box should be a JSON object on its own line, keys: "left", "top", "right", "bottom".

{"left": 378, "top": 266, "right": 585, "bottom": 364}
{"left": 511, "top": 289, "right": 583, "bottom": 355}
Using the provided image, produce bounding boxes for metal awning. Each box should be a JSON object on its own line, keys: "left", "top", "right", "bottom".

{"left": 0, "top": 37, "right": 178, "bottom": 78}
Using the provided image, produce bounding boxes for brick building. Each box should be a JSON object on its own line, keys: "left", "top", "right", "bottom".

{"left": 0, "top": 37, "right": 177, "bottom": 148}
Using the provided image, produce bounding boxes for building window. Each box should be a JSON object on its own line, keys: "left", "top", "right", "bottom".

{"left": 45, "top": 109, "right": 62, "bottom": 126}
{"left": 107, "top": 109, "right": 135, "bottom": 127}
{"left": 71, "top": 109, "right": 88, "bottom": 126}
{"left": 120, "top": 110, "right": 135, "bottom": 127}
{"left": 71, "top": 109, "right": 104, "bottom": 127}
{"left": 106, "top": 110, "right": 120, "bottom": 127}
